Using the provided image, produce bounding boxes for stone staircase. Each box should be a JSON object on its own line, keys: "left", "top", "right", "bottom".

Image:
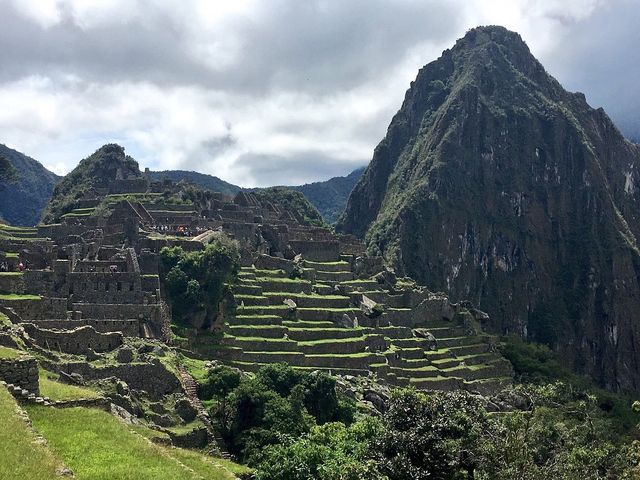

{"left": 177, "top": 366, "right": 233, "bottom": 460}
{"left": 216, "top": 257, "right": 513, "bottom": 395}
{"left": 0, "top": 380, "right": 52, "bottom": 405}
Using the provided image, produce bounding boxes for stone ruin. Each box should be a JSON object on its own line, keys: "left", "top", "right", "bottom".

{"left": 0, "top": 169, "right": 513, "bottom": 398}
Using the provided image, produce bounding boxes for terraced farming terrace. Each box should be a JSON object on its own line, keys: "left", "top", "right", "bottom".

{"left": 0, "top": 157, "right": 514, "bottom": 477}
{"left": 215, "top": 254, "right": 513, "bottom": 394}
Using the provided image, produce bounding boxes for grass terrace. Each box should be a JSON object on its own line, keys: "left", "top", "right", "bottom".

{"left": 0, "top": 345, "right": 25, "bottom": 359}
{"left": 39, "top": 371, "right": 102, "bottom": 401}
{"left": 0, "top": 293, "right": 41, "bottom": 300}
{"left": 0, "top": 388, "right": 65, "bottom": 480}
{"left": 27, "top": 405, "right": 242, "bottom": 480}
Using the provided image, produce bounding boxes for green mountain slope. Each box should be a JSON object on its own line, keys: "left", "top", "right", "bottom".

{"left": 291, "top": 167, "right": 365, "bottom": 224}
{"left": 148, "top": 169, "right": 240, "bottom": 197}
{"left": 42, "top": 144, "right": 141, "bottom": 223}
{"left": 152, "top": 167, "right": 365, "bottom": 224}
{"left": 337, "top": 26, "right": 640, "bottom": 391}
{"left": 0, "top": 145, "right": 60, "bottom": 226}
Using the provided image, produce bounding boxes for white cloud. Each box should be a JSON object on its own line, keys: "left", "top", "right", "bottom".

{"left": 0, "top": 0, "right": 637, "bottom": 186}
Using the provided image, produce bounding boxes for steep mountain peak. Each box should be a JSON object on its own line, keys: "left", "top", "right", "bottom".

{"left": 454, "top": 25, "right": 529, "bottom": 54}
{"left": 338, "top": 27, "right": 640, "bottom": 391}
{"left": 76, "top": 143, "right": 141, "bottom": 181}
{"left": 42, "top": 144, "right": 142, "bottom": 223}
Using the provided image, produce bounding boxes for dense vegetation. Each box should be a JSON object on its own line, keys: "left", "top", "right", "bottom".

{"left": 0, "top": 153, "right": 17, "bottom": 182}
{"left": 252, "top": 187, "right": 326, "bottom": 227}
{"left": 0, "top": 144, "right": 59, "bottom": 226}
{"left": 160, "top": 235, "right": 240, "bottom": 329}
{"left": 201, "top": 363, "right": 355, "bottom": 465}
{"left": 42, "top": 144, "right": 139, "bottom": 223}
{"left": 290, "top": 166, "right": 365, "bottom": 224}
{"left": 205, "top": 357, "right": 639, "bottom": 479}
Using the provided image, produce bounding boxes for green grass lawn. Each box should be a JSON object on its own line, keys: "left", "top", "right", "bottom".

{"left": 27, "top": 405, "right": 241, "bottom": 480}
{"left": 39, "top": 371, "right": 102, "bottom": 401}
{"left": 0, "top": 387, "right": 66, "bottom": 479}
{"left": 179, "top": 355, "right": 209, "bottom": 384}
{"left": 0, "top": 345, "right": 25, "bottom": 359}
{"left": 170, "top": 448, "right": 253, "bottom": 478}
{"left": 0, "top": 293, "right": 41, "bottom": 300}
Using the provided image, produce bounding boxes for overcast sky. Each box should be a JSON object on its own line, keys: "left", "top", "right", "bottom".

{"left": 0, "top": 0, "right": 638, "bottom": 187}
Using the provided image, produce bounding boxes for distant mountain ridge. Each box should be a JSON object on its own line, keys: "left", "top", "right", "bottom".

{"left": 0, "top": 145, "right": 364, "bottom": 226}
{"left": 0, "top": 144, "right": 60, "bottom": 226}
{"left": 147, "top": 169, "right": 240, "bottom": 197}
{"left": 290, "top": 167, "right": 365, "bottom": 224}
{"left": 151, "top": 166, "right": 365, "bottom": 224}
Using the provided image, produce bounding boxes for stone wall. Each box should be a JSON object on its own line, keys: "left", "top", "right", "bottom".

{"left": 74, "top": 260, "right": 128, "bottom": 273}
{"left": 27, "top": 319, "right": 140, "bottom": 336}
{"left": 0, "top": 273, "right": 26, "bottom": 294}
{"left": 141, "top": 275, "right": 160, "bottom": 293}
{"left": 0, "top": 297, "right": 67, "bottom": 320}
{"left": 0, "top": 357, "right": 39, "bottom": 394}
{"left": 24, "top": 270, "right": 56, "bottom": 295}
{"left": 23, "top": 324, "right": 123, "bottom": 354}
{"left": 290, "top": 240, "right": 340, "bottom": 262}
{"left": 68, "top": 272, "right": 142, "bottom": 304}
{"left": 72, "top": 303, "right": 160, "bottom": 322}
{"left": 58, "top": 359, "right": 180, "bottom": 400}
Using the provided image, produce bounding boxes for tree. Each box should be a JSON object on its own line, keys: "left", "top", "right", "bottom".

{"left": 372, "top": 389, "right": 488, "bottom": 480}
{"left": 159, "top": 234, "right": 239, "bottom": 327}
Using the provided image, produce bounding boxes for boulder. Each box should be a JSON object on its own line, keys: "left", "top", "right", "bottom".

{"left": 364, "top": 389, "right": 388, "bottom": 414}
{"left": 169, "top": 427, "right": 209, "bottom": 449}
{"left": 109, "top": 393, "right": 142, "bottom": 417}
{"left": 373, "top": 269, "right": 396, "bottom": 288}
{"left": 149, "top": 402, "right": 167, "bottom": 415}
{"left": 110, "top": 403, "right": 140, "bottom": 424}
{"left": 59, "top": 371, "right": 84, "bottom": 385}
{"left": 115, "top": 380, "right": 130, "bottom": 396}
{"left": 412, "top": 293, "right": 456, "bottom": 325}
{"left": 152, "top": 346, "right": 166, "bottom": 357}
{"left": 413, "top": 329, "right": 437, "bottom": 350}
{"left": 361, "top": 295, "right": 383, "bottom": 318}
{"left": 116, "top": 347, "right": 135, "bottom": 364}
{"left": 338, "top": 314, "right": 355, "bottom": 328}
{"left": 148, "top": 412, "right": 174, "bottom": 428}
{"left": 85, "top": 348, "right": 101, "bottom": 361}
{"left": 175, "top": 398, "right": 198, "bottom": 422}
{"left": 283, "top": 298, "right": 297, "bottom": 310}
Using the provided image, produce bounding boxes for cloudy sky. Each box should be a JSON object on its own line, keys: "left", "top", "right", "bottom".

{"left": 0, "top": 0, "right": 638, "bottom": 186}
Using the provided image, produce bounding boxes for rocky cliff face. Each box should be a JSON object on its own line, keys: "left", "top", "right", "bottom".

{"left": 338, "top": 26, "right": 640, "bottom": 391}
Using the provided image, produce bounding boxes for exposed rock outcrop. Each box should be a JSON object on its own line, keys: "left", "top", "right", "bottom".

{"left": 338, "top": 26, "right": 640, "bottom": 391}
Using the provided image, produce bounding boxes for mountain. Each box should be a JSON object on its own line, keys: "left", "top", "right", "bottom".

{"left": 153, "top": 167, "right": 364, "bottom": 224}
{"left": 252, "top": 187, "right": 326, "bottom": 227}
{"left": 0, "top": 144, "right": 60, "bottom": 226}
{"left": 291, "top": 167, "right": 365, "bottom": 224}
{"left": 42, "top": 144, "right": 140, "bottom": 223}
{"left": 337, "top": 26, "right": 640, "bottom": 391}
{"left": 148, "top": 169, "right": 240, "bottom": 197}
